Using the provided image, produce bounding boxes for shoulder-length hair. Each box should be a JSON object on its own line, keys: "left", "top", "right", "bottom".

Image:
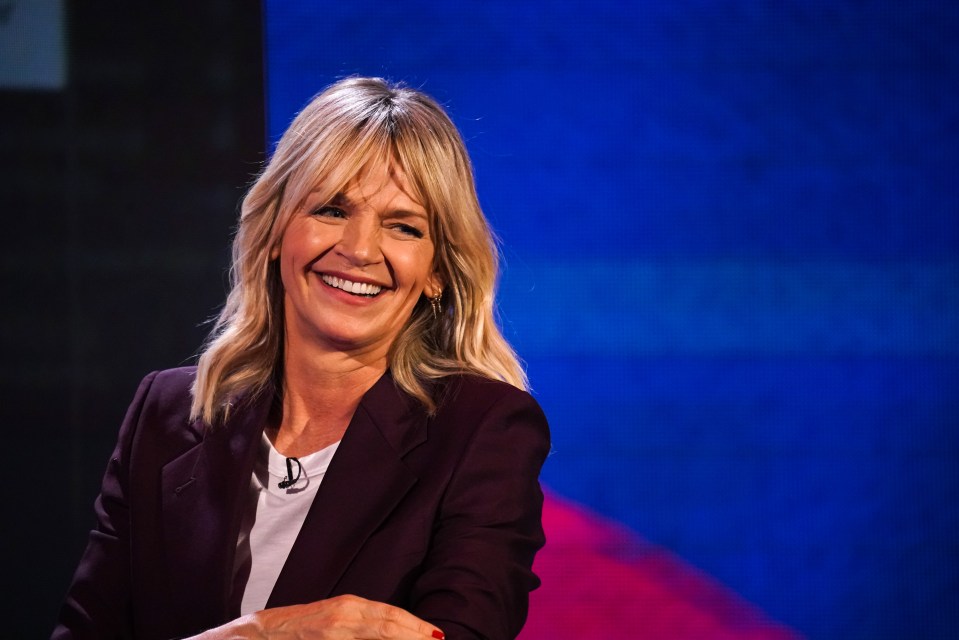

{"left": 190, "top": 77, "right": 527, "bottom": 424}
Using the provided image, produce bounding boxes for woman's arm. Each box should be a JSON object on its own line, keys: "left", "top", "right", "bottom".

{"left": 409, "top": 386, "right": 551, "bottom": 639}
{"left": 52, "top": 371, "right": 160, "bottom": 640}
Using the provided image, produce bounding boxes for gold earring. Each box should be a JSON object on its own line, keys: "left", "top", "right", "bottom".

{"left": 429, "top": 292, "right": 442, "bottom": 319}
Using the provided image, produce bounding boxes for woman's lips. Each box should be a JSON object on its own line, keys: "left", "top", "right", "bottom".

{"left": 320, "top": 274, "right": 384, "bottom": 297}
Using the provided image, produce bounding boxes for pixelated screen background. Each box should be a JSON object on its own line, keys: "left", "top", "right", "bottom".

{"left": 264, "top": 2, "right": 958, "bottom": 638}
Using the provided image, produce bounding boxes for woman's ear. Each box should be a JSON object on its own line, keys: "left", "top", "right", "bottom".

{"left": 269, "top": 243, "right": 281, "bottom": 260}
{"left": 425, "top": 272, "right": 444, "bottom": 299}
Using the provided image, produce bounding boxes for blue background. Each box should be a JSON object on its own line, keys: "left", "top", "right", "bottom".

{"left": 265, "top": 2, "right": 958, "bottom": 637}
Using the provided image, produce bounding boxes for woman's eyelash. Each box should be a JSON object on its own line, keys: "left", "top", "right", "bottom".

{"left": 312, "top": 205, "right": 346, "bottom": 218}
{"left": 395, "top": 223, "right": 424, "bottom": 238}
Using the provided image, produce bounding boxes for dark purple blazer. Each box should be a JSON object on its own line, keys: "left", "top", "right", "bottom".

{"left": 53, "top": 367, "right": 549, "bottom": 640}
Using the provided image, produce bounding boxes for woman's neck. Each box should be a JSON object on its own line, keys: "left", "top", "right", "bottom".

{"left": 270, "top": 340, "right": 388, "bottom": 457}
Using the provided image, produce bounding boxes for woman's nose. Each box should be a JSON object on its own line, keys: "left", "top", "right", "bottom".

{"left": 336, "top": 217, "right": 381, "bottom": 265}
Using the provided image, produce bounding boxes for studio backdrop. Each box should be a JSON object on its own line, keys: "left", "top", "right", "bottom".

{"left": 264, "top": 2, "right": 958, "bottom": 639}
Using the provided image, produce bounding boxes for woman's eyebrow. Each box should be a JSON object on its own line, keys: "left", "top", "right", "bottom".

{"left": 328, "top": 192, "right": 351, "bottom": 207}
{"left": 387, "top": 208, "right": 429, "bottom": 221}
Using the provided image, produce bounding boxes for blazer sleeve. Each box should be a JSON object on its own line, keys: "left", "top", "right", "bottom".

{"left": 410, "top": 386, "right": 551, "bottom": 640}
{"left": 52, "top": 371, "right": 160, "bottom": 640}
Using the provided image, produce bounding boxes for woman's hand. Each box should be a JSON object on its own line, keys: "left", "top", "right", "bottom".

{"left": 189, "top": 595, "right": 444, "bottom": 639}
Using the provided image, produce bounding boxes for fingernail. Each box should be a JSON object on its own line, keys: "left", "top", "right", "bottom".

{"left": 432, "top": 631, "right": 445, "bottom": 639}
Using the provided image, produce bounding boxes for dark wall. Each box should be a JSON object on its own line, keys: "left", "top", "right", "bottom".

{"left": 0, "top": 3, "right": 264, "bottom": 633}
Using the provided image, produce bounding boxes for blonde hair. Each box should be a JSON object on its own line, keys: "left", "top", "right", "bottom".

{"left": 191, "top": 77, "right": 527, "bottom": 424}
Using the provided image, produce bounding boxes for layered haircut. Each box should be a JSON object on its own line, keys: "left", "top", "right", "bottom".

{"left": 191, "top": 77, "right": 526, "bottom": 424}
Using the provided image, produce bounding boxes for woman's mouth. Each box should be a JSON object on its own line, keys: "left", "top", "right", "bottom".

{"left": 320, "top": 274, "right": 383, "bottom": 297}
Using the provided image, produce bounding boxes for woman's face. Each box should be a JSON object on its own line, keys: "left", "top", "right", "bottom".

{"left": 276, "top": 160, "right": 440, "bottom": 358}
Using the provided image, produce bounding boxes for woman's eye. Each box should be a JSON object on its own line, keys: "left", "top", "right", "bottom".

{"left": 393, "top": 223, "right": 425, "bottom": 239}
{"left": 312, "top": 206, "right": 346, "bottom": 218}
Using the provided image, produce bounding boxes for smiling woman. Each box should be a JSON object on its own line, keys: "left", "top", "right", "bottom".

{"left": 53, "top": 78, "right": 550, "bottom": 640}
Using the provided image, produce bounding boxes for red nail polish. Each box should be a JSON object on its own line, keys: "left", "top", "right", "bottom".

{"left": 432, "top": 631, "right": 445, "bottom": 639}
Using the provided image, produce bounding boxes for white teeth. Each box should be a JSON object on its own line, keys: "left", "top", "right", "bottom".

{"left": 321, "top": 274, "right": 382, "bottom": 296}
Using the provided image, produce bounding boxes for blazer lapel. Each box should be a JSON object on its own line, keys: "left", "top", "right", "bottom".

{"left": 160, "top": 390, "right": 272, "bottom": 623}
{"left": 267, "top": 372, "right": 429, "bottom": 607}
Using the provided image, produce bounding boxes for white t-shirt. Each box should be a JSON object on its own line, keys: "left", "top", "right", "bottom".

{"left": 232, "top": 432, "right": 340, "bottom": 615}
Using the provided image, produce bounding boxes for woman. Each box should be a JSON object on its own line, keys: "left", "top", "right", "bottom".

{"left": 54, "top": 77, "right": 550, "bottom": 640}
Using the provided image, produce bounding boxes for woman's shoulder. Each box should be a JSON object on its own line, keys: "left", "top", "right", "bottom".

{"left": 137, "top": 366, "right": 197, "bottom": 398}
{"left": 145, "top": 365, "right": 198, "bottom": 386}
{"left": 428, "top": 372, "right": 551, "bottom": 464}
{"left": 434, "top": 372, "right": 545, "bottom": 420}
{"left": 126, "top": 366, "right": 198, "bottom": 423}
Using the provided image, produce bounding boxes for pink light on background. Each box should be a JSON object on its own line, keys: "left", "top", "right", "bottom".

{"left": 521, "top": 490, "right": 804, "bottom": 639}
